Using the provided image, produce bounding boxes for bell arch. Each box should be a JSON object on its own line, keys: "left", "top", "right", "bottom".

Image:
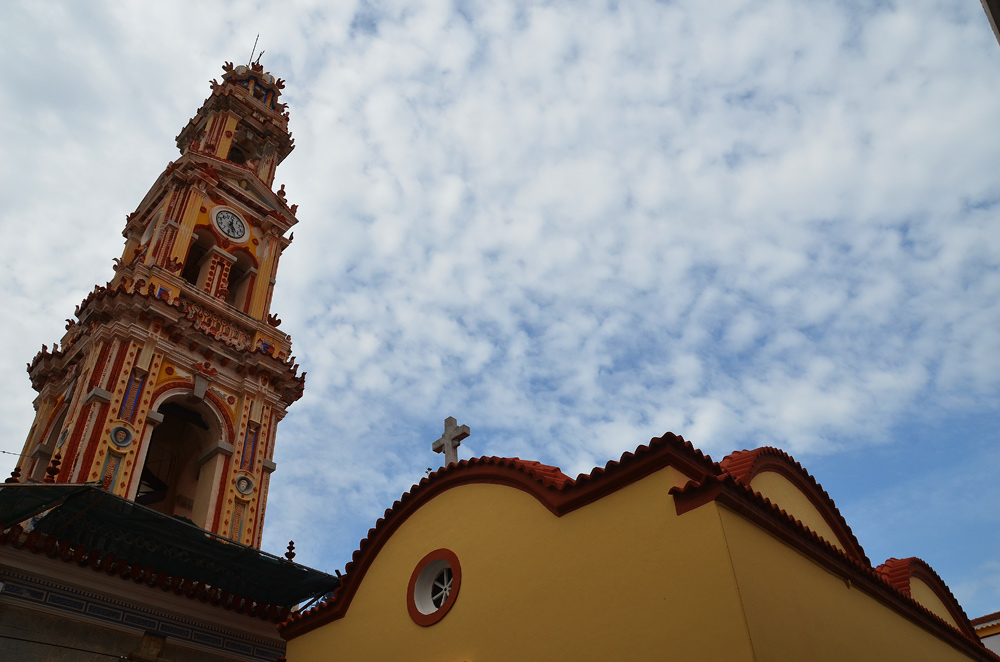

{"left": 180, "top": 231, "right": 218, "bottom": 288}
{"left": 130, "top": 384, "right": 234, "bottom": 531}
{"left": 225, "top": 248, "right": 257, "bottom": 312}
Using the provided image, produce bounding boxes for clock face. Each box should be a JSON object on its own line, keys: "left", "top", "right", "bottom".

{"left": 214, "top": 209, "right": 247, "bottom": 240}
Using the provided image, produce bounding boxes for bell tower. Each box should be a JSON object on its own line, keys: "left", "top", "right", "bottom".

{"left": 15, "top": 62, "right": 304, "bottom": 549}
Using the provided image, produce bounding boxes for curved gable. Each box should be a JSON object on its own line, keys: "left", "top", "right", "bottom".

{"left": 280, "top": 432, "right": 718, "bottom": 639}
{"left": 720, "top": 447, "right": 866, "bottom": 563}
{"left": 876, "top": 557, "right": 976, "bottom": 639}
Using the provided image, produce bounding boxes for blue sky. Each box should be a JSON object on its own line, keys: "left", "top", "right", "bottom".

{"left": 1, "top": 0, "right": 999, "bottom": 618}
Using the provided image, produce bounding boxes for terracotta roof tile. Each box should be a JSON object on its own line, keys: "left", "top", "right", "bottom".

{"left": 502, "top": 459, "right": 573, "bottom": 489}
{"left": 717, "top": 446, "right": 868, "bottom": 564}
{"left": 672, "top": 473, "right": 859, "bottom": 562}
{"left": 875, "top": 557, "right": 978, "bottom": 640}
{"left": 973, "top": 610, "right": 1000, "bottom": 628}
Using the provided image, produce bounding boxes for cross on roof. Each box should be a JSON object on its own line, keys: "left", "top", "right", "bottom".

{"left": 432, "top": 417, "right": 470, "bottom": 467}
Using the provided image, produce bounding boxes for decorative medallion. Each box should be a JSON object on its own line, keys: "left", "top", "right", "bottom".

{"left": 109, "top": 426, "right": 133, "bottom": 448}
{"left": 235, "top": 475, "right": 255, "bottom": 495}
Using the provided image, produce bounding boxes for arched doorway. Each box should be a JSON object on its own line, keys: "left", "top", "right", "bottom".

{"left": 136, "top": 396, "right": 225, "bottom": 529}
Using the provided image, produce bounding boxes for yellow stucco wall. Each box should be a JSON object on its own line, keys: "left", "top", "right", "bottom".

{"left": 287, "top": 466, "right": 757, "bottom": 662}
{"left": 748, "top": 470, "right": 844, "bottom": 551}
{"left": 287, "top": 468, "right": 980, "bottom": 662}
{"left": 719, "top": 507, "right": 974, "bottom": 662}
{"left": 910, "top": 576, "right": 962, "bottom": 630}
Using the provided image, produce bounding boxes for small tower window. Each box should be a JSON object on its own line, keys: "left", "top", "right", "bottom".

{"left": 227, "top": 144, "right": 248, "bottom": 165}
{"left": 227, "top": 129, "right": 260, "bottom": 166}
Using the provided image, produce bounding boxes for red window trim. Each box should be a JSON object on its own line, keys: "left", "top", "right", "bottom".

{"left": 406, "top": 548, "right": 461, "bottom": 627}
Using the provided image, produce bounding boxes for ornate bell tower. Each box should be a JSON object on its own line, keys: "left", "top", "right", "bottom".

{"left": 15, "top": 62, "right": 304, "bottom": 548}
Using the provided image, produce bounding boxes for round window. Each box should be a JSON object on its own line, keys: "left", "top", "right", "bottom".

{"left": 406, "top": 549, "right": 461, "bottom": 626}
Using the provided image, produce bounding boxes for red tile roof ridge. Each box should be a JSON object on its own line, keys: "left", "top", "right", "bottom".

{"left": 973, "top": 610, "right": 1000, "bottom": 627}
{"left": 0, "top": 521, "right": 289, "bottom": 623}
{"left": 876, "top": 556, "right": 915, "bottom": 595}
{"left": 413, "top": 456, "right": 574, "bottom": 492}
{"left": 502, "top": 458, "right": 574, "bottom": 489}
{"left": 875, "top": 556, "right": 978, "bottom": 641}
{"left": 718, "top": 446, "right": 867, "bottom": 565}
{"left": 280, "top": 431, "right": 719, "bottom": 639}
{"left": 722, "top": 446, "right": 826, "bottom": 494}
{"left": 670, "top": 472, "right": 871, "bottom": 569}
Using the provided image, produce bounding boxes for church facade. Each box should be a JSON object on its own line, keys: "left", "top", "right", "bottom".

{"left": 279, "top": 437, "right": 997, "bottom": 661}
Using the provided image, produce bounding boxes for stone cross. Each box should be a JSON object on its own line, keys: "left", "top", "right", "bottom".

{"left": 432, "top": 417, "right": 470, "bottom": 467}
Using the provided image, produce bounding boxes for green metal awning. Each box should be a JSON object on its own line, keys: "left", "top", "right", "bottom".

{"left": 0, "top": 483, "right": 338, "bottom": 607}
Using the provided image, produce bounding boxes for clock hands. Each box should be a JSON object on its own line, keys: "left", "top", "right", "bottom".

{"left": 216, "top": 211, "right": 245, "bottom": 239}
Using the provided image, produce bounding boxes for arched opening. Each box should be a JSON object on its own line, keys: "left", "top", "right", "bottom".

{"left": 227, "top": 128, "right": 260, "bottom": 166}
{"left": 137, "top": 397, "right": 224, "bottom": 529}
{"left": 227, "top": 144, "right": 249, "bottom": 165}
{"left": 180, "top": 232, "right": 217, "bottom": 287}
{"left": 225, "top": 250, "right": 256, "bottom": 312}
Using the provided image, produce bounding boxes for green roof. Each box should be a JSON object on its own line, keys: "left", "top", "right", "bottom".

{"left": 0, "top": 483, "right": 338, "bottom": 607}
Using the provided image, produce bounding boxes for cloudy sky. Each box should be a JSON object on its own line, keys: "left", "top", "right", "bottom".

{"left": 2, "top": 0, "right": 999, "bottom": 617}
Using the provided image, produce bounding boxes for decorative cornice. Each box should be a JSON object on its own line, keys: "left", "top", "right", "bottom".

{"left": 28, "top": 280, "right": 304, "bottom": 404}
